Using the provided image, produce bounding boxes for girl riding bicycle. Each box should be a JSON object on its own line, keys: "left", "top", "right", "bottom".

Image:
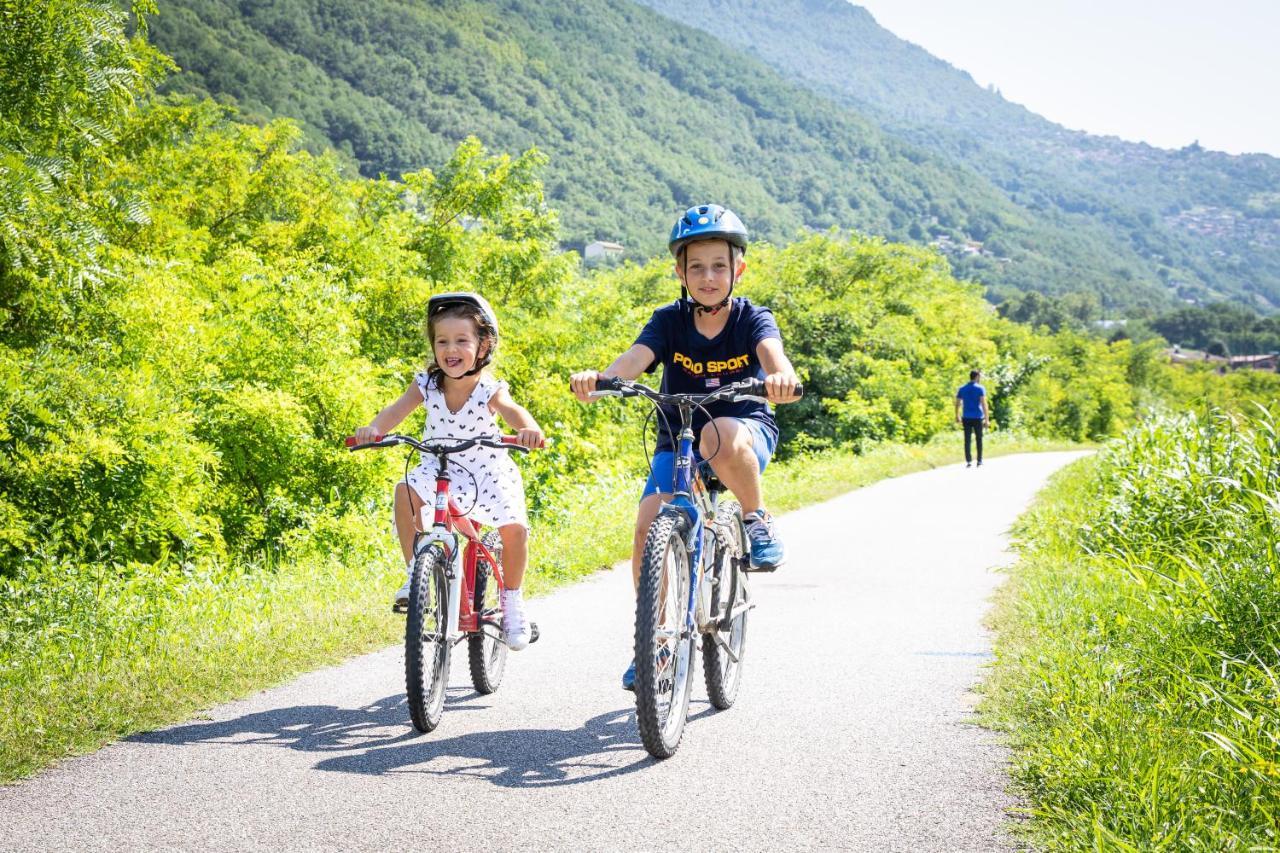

{"left": 355, "top": 292, "right": 544, "bottom": 650}
{"left": 569, "top": 204, "right": 801, "bottom": 689}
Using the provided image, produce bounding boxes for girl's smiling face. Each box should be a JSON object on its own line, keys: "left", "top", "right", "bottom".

{"left": 432, "top": 315, "right": 486, "bottom": 379}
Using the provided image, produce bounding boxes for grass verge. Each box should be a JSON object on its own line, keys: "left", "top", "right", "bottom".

{"left": 981, "top": 411, "right": 1280, "bottom": 849}
{"left": 2, "top": 429, "right": 1074, "bottom": 783}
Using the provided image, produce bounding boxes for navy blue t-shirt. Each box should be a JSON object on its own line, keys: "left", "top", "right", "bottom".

{"left": 956, "top": 382, "right": 986, "bottom": 420}
{"left": 634, "top": 297, "right": 781, "bottom": 453}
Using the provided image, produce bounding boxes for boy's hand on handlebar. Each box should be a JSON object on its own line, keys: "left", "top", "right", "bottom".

{"left": 764, "top": 372, "right": 802, "bottom": 404}
{"left": 569, "top": 370, "right": 603, "bottom": 403}
{"left": 514, "top": 427, "right": 546, "bottom": 449}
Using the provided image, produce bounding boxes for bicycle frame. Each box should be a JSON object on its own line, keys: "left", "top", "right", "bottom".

{"left": 346, "top": 432, "right": 525, "bottom": 642}
{"left": 413, "top": 457, "right": 505, "bottom": 643}
{"left": 663, "top": 416, "right": 717, "bottom": 632}
{"left": 590, "top": 375, "right": 798, "bottom": 636}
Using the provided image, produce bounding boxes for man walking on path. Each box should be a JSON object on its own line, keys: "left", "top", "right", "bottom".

{"left": 955, "top": 369, "right": 990, "bottom": 467}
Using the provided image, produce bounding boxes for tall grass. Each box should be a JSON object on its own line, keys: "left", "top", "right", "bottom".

{"left": 1, "top": 430, "right": 1070, "bottom": 781}
{"left": 984, "top": 408, "right": 1280, "bottom": 849}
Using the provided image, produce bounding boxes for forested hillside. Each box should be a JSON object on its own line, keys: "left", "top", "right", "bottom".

{"left": 153, "top": 0, "right": 1196, "bottom": 311}
{"left": 637, "top": 0, "right": 1280, "bottom": 310}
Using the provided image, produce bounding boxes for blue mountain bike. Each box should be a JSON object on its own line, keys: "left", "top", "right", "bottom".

{"left": 591, "top": 375, "right": 802, "bottom": 758}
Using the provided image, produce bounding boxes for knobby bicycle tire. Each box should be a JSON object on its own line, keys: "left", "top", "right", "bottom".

{"left": 406, "top": 542, "right": 450, "bottom": 733}
{"left": 634, "top": 511, "right": 696, "bottom": 759}
{"left": 702, "top": 501, "right": 750, "bottom": 710}
{"left": 468, "top": 530, "right": 508, "bottom": 694}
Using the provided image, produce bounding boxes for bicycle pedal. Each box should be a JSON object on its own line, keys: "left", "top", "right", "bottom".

{"left": 391, "top": 601, "right": 409, "bottom": 614}
{"left": 529, "top": 622, "right": 540, "bottom": 644}
{"left": 742, "top": 562, "right": 780, "bottom": 574}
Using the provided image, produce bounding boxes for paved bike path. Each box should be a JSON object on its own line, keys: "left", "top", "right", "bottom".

{"left": 1, "top": 451, "right": 1087, "bottom": 851}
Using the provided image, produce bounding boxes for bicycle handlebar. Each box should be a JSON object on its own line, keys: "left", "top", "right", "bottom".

{"left": 344, "top": 433, "right": 535, "bottom": 454}
{"left": 586, "top": 375, "right": 803, "bottom": 406}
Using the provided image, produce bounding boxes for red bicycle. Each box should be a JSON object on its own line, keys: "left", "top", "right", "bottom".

{"left": 346, "top": 432, "right": 539, "bottom": 732}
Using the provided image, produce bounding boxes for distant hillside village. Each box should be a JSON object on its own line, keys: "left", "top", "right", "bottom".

{"left": 1168, "top": 346, "right": 1280, "bottom": 372}
{"left": 928, "top": 234, "right": 1011, "bottom": 263}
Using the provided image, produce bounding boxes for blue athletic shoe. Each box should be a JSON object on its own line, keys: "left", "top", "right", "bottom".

{"left": 745, "top": 509, "right": 785, "bottom": 570}
{"left": 622, "top": 660, "right": 636, "bottom": 692}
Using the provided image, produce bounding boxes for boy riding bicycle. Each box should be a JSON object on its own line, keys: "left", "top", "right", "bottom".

{"left": 569, "top": 204, "right": 801, "bottom": 690}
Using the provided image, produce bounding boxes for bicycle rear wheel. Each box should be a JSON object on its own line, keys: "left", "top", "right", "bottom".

{"left": 406, "top": 542, "right": 450, "bottom": 733}
{"left": 468, "top": 530, "right": 508, "bottom": 694}
{"left": 634, "top": 511, "right": 697, "bottom": 759}
{"left": 702, "top": 501, "right": 750, "bottom": 709}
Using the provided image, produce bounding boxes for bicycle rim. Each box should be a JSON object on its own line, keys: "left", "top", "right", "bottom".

{"left": 635, "top": 513, "right": 696, "bottom": 758}
{"left": 704, "top": 506, "right": 750, "bottom": 709}
{"left": 406, "top": 544, "right": 450, "bottom": 732}
{"left": 468, "top": 531, "right": 507, "bottom": 694}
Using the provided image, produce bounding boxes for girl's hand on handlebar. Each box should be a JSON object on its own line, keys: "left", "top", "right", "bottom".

{"left": 514, "top": 427, "right": 546, "bottom": 449}
{"left": 353, "top": 424, "right": 382, "bottom": 444}
{"left": 764, "top": 372, "right": 802, "bottom": 404}
{"left": 569, "top": 370, "right": 603, "bottom": 403}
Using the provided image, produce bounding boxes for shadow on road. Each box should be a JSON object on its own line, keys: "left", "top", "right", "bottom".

{"left": 130, "top": 690, "right": 717, "bottom": 787}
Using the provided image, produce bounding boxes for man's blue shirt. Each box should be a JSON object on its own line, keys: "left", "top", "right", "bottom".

{"left": 956, "top": 382, "right": 986, "bottom": 420}
{"left": 634, "top": 297, "right": 780, "bottom": 453}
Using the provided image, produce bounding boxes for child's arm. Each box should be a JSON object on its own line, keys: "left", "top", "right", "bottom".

{"left": 354, "top": 382, "right": 422, "bottom": 443}
{"left": 756, "top": 338, "right": 802, "bottom": 404}
{"left": 489, "top": 386, "right": 545, "bottom": 448}
{"left": 569, "top": 344, "right": 655, "bottom": 402}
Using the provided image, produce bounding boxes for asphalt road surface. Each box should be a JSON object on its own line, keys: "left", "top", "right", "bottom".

{"left": 1, "top": 451, "right": 1087, "bottom": 852}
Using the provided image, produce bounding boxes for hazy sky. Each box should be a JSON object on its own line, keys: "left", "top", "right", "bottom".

{"left": 851, "top": 0, "right": 1279, "bottom": 157}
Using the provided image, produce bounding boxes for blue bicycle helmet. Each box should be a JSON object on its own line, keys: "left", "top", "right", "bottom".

{"left": 668, "top": 204, "right": 749, "bottom": 257}
{"left": 668, "top": 204, "right": 749, "bottom": 316}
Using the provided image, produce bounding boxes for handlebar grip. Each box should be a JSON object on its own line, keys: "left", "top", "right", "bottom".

{"left": 345, "top": 435, "right": 384, "bottom": 448}
{"left": 595, "top": 374, "right": 623, "bottom": 392}
{"left": 739, "top": 380, "right": 804, "bottom": 399}
{"left": 500, "top": 435, "right": 544, "bottom": 450}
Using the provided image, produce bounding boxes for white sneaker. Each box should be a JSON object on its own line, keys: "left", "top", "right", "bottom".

{"left": 502, "top": 589, "right": 531, "bottom": 651}
{"left": 392, "top": 571, "right": 411, "bottom": 609}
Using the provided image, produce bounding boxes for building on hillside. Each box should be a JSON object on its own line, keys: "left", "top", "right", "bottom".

{"left": 1166, "top": 347, "right": 1227, "bottom": 366}
{"left": 584, "top": 240, "right": 625, "bottom": 266}
{"left": 1228, "top": 353, "right": 1280, "bottom": 372}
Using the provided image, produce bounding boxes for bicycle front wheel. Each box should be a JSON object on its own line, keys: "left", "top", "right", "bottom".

{"left": 703, "top": 501, "right": 750, "bottom": 709}
{"left": 634, "top": 511, "right": 697, "bottom": 759}
{"left": 405, "top": 542, "right": 450, "bottom": 733}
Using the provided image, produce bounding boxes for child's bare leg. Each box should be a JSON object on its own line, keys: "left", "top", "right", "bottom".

{"left": 699, "top": 418, "right": 763, "bottom": 514}
{"left": 632, "top": 493, "right": 669, "bottom": 589}
{"left": 393, "top": 483, "right": 424, "bottom": 565}
{"left": 498, "top": 524, "right": 529, "bottom": 590}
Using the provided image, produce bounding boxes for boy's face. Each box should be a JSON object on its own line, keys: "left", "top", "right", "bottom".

{"left": 675, "top": 239, "right": 745, "bottom": 307}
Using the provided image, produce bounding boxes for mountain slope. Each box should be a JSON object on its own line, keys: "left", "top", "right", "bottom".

{"left": 151, "top": 0, "right": 1201, "bottom": 309}
{"left": 633, "top": 0, "right": 1280, "bottom": 310}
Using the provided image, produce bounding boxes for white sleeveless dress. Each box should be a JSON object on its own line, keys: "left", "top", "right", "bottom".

{"left": 403, "top": 372, "right": 528, "bottom": 529}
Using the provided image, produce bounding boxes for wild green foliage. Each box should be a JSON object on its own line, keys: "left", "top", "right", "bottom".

{"left": 637, "top": 0, "right": 1280, "bottom": 310}
{"left": 0, "top": 0, "right": 169, "bottom": 329}
{"left": 985, "top": 411, "right": 1280, "bottom": 848}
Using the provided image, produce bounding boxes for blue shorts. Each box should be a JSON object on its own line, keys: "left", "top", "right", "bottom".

{"left": 641, "top": 418, "right": 776, "bottom": 498}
